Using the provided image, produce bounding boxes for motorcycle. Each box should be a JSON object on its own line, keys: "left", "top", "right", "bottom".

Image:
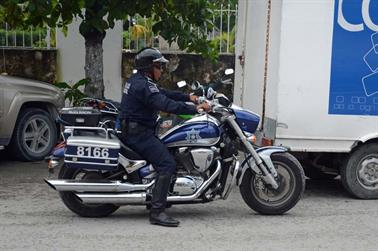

{"left": 45, "top": 69, "right": 305, "bottom": 217}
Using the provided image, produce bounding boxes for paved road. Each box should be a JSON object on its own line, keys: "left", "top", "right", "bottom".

{"left": 0, "top": 158, "right": 377, "bottom": 251}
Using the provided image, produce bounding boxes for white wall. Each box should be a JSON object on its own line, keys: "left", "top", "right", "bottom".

{"left": 57, "top": 19, "right": 123, "bottom": 102}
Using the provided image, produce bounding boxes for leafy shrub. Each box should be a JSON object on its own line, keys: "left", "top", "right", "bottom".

{"left": 54, "top": 78, "right": 89, "bottom": 106}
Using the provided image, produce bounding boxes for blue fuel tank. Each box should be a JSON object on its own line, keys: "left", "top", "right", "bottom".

{"left": 161, "top": 116, "right": 220, "bottom": 148}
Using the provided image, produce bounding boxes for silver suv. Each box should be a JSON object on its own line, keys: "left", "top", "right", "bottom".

{"left": 0, "top": 75, "right": 64, "bottom": 160}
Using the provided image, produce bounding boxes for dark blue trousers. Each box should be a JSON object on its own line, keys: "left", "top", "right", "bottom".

{"left": 123, "top": 129, "right": 176, "bottom": 211}
{"left": 123, "top": 129, "right": 176, "bottom": 176}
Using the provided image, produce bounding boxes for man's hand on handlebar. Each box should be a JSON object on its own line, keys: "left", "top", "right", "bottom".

{"left": 196, "top": 102, "right": 211, "bottom": 113}
{"left": 190, "top": 95, "right": 199, "bottom": 104}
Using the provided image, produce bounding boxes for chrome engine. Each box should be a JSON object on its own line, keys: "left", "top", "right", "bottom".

{"left": 190, "top": 148, "right": 215, "bottom": 172}
{"left": 169, "top": 147, "right": 217, "bottom": 196}
{"left": 172, "top": 176, "right": 204, "bottom": 196}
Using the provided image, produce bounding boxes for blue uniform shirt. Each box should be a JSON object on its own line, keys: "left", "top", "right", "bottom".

{"left": 120, "top": 72, "right": 197, "bottom": 129}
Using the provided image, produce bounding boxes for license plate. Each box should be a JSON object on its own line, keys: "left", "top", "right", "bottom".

{"left": 75, "top": 146, "right": 110, "bottom": 158}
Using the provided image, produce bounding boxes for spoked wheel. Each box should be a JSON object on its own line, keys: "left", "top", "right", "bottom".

{"left": 240, "top": 153, "right": 305, "bottom": 215}
{"left": 58, "top": 165, "right": 119, "bottom": 217}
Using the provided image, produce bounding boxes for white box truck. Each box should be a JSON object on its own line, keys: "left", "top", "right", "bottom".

{"left": 234, "top": 0, "right": 378, "bottom": 198}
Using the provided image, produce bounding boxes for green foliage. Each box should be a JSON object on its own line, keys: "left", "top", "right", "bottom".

{"left": 54, "top": 78, "right": 89, "bottom": 106}
{"left": 0, "top": 28, "right": 47, "bottom": 47}
{"left": 151, "top": 1, "right": 218, "bottom": 59}
{"left": 209, "top": 0, "right": 237, "bottom": 8}
{"left": 122, "top": 31, "right": 131, "bottom": 50}
{"left": 1, "top": 0, "right": 220, "bottom": 98}
{"left": 0, "top": 0, "right": 83, "bottom": 29}
{"left": 213, "top": 9, "right": 237, "bottom": 34}
{"left": 0, "top": 0, "right": 218, "bottom": 59}
{"left": 123, "top": 15, "right": 158, "bottom": 50}
{"left": 211, "top": 26, "right": 236, "bottom": 53}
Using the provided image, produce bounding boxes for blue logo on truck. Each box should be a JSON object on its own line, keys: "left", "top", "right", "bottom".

{"left": 329, "top": 0, "right": 378, "bottom": 115}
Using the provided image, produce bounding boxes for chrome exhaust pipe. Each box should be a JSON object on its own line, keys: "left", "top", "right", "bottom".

{"left": 44, "top": 179, "right": 154, "bottom": 192}
{"left": 77, "top": 193, "right": 147, "bottom": 205}
{"left": 66, "top": 160, "right": 221, "bottom": 205}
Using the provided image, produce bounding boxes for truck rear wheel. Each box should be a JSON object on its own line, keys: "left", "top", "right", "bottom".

{"left": 341, "top": 143, "right": 378, "bottom": 199}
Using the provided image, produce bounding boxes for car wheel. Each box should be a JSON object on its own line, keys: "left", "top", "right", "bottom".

{"left": 10, "top": 108, "right": 57, "bottom": 161}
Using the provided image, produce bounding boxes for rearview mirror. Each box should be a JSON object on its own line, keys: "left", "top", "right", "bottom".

{"left": 191, "top": 81, "right": 202, "bottom": 91}
{"left": 177, "top": 81, "right": 187, "bottom": 88}
{"left": 225, "top": 69, "right": 234, "bottom": 75}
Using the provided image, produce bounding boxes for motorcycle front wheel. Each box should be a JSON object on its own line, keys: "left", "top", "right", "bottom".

{"left": 240, "top": 152, "right": 305, "bottom": 215}
{"left": 58, "top": 165, "right": 120, "bottom": 217}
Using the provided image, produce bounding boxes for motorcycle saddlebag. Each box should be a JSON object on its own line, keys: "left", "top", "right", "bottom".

{"left": 60, "top": 107, "right": 101, "bottom": 126}
{"left": 64, "top": 135, "right": 120, "bottom": 170}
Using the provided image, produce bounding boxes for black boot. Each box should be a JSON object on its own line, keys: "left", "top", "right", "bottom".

{"left": 150, "top": 210, "right": 179, "bottom": 227}
{"left": 149, "top": 174, "right": 179, "bottom": 227}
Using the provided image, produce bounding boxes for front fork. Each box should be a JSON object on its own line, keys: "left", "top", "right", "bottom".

{"left": 225, "top": 116, "right": 281, "bottom": 189}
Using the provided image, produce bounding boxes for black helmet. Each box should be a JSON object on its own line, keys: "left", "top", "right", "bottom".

{"left": 134, "top": 47, "right": 169, "bottom": 71}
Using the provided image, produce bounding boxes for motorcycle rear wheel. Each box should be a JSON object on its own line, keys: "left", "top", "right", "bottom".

{"left": 58, "top": 165, "right": 120, "bottom": 217}
{"left": 240, "top": 152, "right": 305, "bottom": 215}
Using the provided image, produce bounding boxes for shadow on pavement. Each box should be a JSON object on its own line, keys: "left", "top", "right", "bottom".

{"left": 0, "top": 149, "right": 11, "bottom": 161}
{"left": 304, "top": 177, "right": 350, "bottom": 198}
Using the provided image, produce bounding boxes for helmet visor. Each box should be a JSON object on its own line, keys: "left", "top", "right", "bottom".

{"left": 153, "top": 56, "right": 169, "bottom": 64}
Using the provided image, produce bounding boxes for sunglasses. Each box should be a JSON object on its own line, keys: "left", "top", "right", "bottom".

{"left": 153, "top": 64, "right": 165, "bottom": 71}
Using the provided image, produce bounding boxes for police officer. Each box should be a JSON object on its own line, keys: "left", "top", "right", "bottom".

{"left": 119, "top": 47, "right": 210, "bottom": 227}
